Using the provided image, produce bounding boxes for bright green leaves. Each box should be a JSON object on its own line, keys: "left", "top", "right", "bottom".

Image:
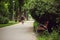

{"left": 23, "top": 0, "right": 36, "bottom": 9}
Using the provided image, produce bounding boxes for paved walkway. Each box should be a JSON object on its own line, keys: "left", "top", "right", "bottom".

{"left": 0, "top": 21, "right": 36, "bottom": 40}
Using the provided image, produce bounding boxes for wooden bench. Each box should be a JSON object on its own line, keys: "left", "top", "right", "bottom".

{"left": 36, "top": 21, "right": 48, "bottom": 33}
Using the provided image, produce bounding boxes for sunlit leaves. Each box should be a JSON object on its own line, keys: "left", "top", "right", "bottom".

{"left": 0, "top": 0, "right": 9, "bottom": 17}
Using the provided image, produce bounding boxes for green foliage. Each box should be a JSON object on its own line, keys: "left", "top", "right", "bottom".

{"left": 37, "top": 31, "right": 60, "bottom": 40}
{"left": 24, "top": 0, "right": 56, "bottom": 13}
{"left": 33, "top": 0, "right": 56, "bottom": 14}
{"left": 24, "top": 0, "right": 60, "bottom": 31}
{"left": 0, "top": 1, "right": 9, "bottom": 17}
{"left": 0, "top": 17, "right": 9, "bottom": 24}
{"left": 34, "top": 21, "right": 39, "bottom": 27}
{"left": 33, "top": 21, "right": 39, "bottom": 31}
{"left": 3, "top": 17, "right": 9, "bottom": 24}
{"left": 0, "top": 0, "right": 9, "bottom": 24}
{"left": 0, "top": 21, "right": 18, "bottom": 28}
{"left": 23, "top": 0, "right": 35, "bottom": 10}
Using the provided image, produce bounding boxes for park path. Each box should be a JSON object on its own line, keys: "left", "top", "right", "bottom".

{"left": 0, "top": 21, "right": 37, "bottom": 40}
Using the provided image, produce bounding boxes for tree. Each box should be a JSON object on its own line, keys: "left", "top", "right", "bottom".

{"left": 24, "top": 0, "right": 60, "bottom": 33}
{"left": 54, "top": 0, "right": 60, "bottom": 33}
{"left": 0, "top": 0, "right": 9, "bottom": 24}
{"left": 8, "top": 0, "right": 16, "bottom": 20}
{"left": 14, "top": 0, "right": 19, "bottom": 22}
{"left": 18, "top": 0, "right": 25, "bottom": 22}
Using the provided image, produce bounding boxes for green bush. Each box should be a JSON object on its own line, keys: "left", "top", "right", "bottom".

{"left": 0, "top": 17, "right": 9, "bottom": 24}
{"left": 3, "top": 17, "right": 9, "bottom": 24}
{"left": 33, "top": 21, "right": 39, "bottom": 32}
{"left": 37, "top": 31, "right": 60, "bottom": 40}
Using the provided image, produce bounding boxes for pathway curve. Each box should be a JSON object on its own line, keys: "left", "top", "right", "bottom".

{"left": 0, "top": 21, "right": 36, "bottom": 40}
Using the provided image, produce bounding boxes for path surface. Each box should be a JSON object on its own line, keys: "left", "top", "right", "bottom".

{"left": 0, "top": 21, "right": 36, "bottom": 40}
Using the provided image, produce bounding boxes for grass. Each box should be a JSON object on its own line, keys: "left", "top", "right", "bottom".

{"left": 37, "top": 31, "right": 60, "bottom": 40}
{"left": 33, "top": 21, "right": 60, "bottom": 40}
{"left": 0, "top": 21, "right": 18, "bottom": 28}
{"left": 34, "top": 21, "right": 60, "bottom": 40}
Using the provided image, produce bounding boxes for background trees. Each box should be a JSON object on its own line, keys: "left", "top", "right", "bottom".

{"left": 24, "top": 0, "right": 60, "bottom": 33}
{"left": 0, "top": 0, "right": 60, "bottom": 32}
{"left": 0, "top": 0, "right": 9, "bottom": 24}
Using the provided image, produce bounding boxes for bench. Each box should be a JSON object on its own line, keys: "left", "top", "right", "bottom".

{"left": 36, "top": 21, "right": 48, "bottom": 33}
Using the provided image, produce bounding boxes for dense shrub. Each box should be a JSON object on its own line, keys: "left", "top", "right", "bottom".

{"left": 0, "top": 17, "right": 9, "bottom": 24}
{"left": 3, "top": 17, "right": 9, "bottom": 24}
{"left": 37, "top": 31, "right": 60, "bottom": 40}
{"left": 33, "top": 21, "right": 39, "bottom": 32}
{"left": 29, "top": 0, "right": 60, "bottom": 33}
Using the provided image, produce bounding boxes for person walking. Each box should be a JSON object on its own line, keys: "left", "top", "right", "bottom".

{"left": 21, "top": 15, "right": 25, "bottom": 24}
